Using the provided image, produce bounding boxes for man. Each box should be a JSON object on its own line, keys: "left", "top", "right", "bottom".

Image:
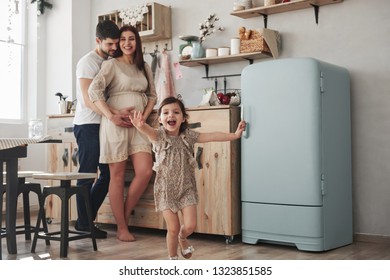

{"left": 73, "top": 20, "right": 133, "bottom": 238}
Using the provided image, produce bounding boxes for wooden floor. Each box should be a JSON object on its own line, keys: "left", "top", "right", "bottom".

{"left": 2, "top": 221, "right": 390, "bottom": 260}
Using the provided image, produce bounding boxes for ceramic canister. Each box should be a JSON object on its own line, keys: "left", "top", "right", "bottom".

{"left": 231, "top": 38, "right": 240, "bottom": 55}
{"left": 206, "top": 48, "right": 218, "bottom": 57}
{"left": 218, "top": 47, "right": 230, "bottom": 56}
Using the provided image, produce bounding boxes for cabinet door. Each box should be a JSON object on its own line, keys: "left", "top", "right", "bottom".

{"left": 46, "top": 142, "right": 79, "bottom": 221}
{"left": 188, "top": 107, "right": 241, "bottom": 236}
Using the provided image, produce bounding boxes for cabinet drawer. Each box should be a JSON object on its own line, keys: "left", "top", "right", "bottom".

{"left": 129, "top": 201, "right": 165, "bottom": 229}
{"left": 98, "top": 197, "right": 165, "bottom": 229}
{"left": 47, "top": 116, "right": 75, "bottom": 142}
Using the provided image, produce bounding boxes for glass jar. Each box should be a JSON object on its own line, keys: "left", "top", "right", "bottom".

{"left": 28, "top": 119, "right": 43, "bottom": 138}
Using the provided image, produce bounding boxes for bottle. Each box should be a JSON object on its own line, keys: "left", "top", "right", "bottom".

{"left": 28, "top": 119, "right": 43, "bottom": 138}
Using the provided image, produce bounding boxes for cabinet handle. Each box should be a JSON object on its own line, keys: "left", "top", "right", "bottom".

{"left": 62, "top": 148, "right": 69, "bottom": 167}
{"left": 196, "top": 146, "right": 203, "bottom": 169}
{"left": 72, "top": 147, "right": 78, "bottom": 167}
{"left": 188, "top": 122, "right": 201, "bottom": 129}
{"left": 64, "top": 127, "right": 74, "bottom": 133}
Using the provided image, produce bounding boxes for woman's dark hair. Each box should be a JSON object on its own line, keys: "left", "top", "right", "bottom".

{"left": 158, "top": 97, "right": 189, "bottom": 133}
{"left": 113, "top": 25, "right": 145, "bottom": 71}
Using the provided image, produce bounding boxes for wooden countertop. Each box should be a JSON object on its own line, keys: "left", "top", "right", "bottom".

{"left": 47, "top": 105, "right": 239, "bottom": 119}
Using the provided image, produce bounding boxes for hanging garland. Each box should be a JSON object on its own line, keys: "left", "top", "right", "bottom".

{"left": 30, "top": 0, "right": 53, "bottom": 16}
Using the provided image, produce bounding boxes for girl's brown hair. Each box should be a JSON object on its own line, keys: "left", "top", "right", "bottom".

{"left": 158, "top": 97, "right": 189, "bottom": 133}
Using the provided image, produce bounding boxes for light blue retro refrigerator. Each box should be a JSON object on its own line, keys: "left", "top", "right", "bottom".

{"left": 240, "top": 57, "right": 353, "bottom": 251}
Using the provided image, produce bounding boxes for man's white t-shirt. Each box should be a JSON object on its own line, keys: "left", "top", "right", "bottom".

{"left": 73, "top": 50, "right": 104, "bottom": 125}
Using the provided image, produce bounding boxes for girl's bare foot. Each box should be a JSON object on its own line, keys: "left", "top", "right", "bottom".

{"left": 116, "top": 230, "right": 136, "bottom": 242}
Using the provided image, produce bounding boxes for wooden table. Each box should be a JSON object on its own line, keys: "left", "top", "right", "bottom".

{"left": 0, "top": 145, "right": 27, "bottom": 254}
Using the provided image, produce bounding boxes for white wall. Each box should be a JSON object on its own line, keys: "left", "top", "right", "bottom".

{"left": 2, "top": 0, "right": 389, "bottom": 238}
{"left": 44, "top": 0, "right": 73, "bottom": 115}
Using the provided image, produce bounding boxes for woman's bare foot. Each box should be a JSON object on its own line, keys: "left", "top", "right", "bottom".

{"left": 116, "top": 230, "right": 136, "bottom": 242}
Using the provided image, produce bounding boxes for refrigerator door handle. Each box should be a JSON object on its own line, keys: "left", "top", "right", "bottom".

{"left": 244, "top": 123, "right": 249, "bottom": 138}
{"left": 241, "top": 105, "right": 249, "bottom": 138}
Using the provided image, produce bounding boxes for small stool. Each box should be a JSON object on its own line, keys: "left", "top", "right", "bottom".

{"left": 1, "top": 171, "right": 49, "bottom": 260}
{"left": 31, "top": 172, "right": 97, "bottom": 258}
{"left": 1, "top": 171, "right": 49, "bottom": 239}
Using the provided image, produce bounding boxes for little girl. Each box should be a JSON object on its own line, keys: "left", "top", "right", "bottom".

{"left": 129, "top": 97, "right": 246, "bottom": 259}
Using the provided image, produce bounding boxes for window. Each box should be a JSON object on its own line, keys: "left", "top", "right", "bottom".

{"left": 0, "top": 0, "right": 25, "bottom": 121}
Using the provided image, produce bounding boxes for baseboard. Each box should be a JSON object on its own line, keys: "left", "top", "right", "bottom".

{"left": 354, "top": 233, "right": 390, "bottom": 244}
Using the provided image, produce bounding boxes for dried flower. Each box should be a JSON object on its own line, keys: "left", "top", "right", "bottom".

{"left": 119, "top": 4, "right": 148, "bottom": 26}
{"left": 199, "top": 13, "right": 224, "bottom": 43}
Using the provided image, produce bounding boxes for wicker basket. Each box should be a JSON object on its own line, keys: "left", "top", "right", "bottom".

{"left": 240, "top": 30, "right": 271, "bottom": 54}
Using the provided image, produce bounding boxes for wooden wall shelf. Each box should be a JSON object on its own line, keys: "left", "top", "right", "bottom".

{"left": 179, "top": 51, "right": 272, "bottom": 67}
{"left": 231, "top": 0, "right": 343, "bottom": 18}
{"left": 231, "top": 0, "right": 343, "bottom": 26}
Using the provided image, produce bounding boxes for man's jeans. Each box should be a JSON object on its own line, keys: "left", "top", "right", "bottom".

{"left": 74, "top": 124, "right": 110, "bottom": 228}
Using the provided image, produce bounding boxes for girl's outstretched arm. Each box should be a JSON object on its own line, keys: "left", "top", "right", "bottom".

{"left": 197, "top": 120, "right": 246, "bottom": 143}
{"left": 129, "top": 111, "right": 158, "bottom": 141}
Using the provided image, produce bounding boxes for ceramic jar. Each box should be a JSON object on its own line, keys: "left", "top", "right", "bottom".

{"left": 206, "top": 48, "right": 218, "bottom": 57}
{"left": 231, "top": 38, "right": 240, "bottom": 55}
{"left": 191, "top": 41, "right": 205, "bottom": 59}
{"left": 218, "top": 47, "right": 230, "bottom": 56}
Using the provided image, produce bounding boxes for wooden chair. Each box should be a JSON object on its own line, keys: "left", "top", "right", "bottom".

{"left": 30, "top": 172, "right": 97, "bottom": 258}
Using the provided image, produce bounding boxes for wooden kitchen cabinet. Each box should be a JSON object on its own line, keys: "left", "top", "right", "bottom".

{"left": 188, "top": 106, "right": 241, "bottom": 242}
{"left": 46, "top": 115, "right": 79, "bottom": 222}
{"left": 47, "top": 107, "right": 241, "bottom": 241}
{"left": 98, "top": 106, "right": 242, "bottom": 242}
